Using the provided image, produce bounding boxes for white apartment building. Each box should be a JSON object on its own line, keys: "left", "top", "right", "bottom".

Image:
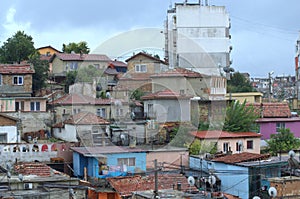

{"left": 165, "top": 1, "right": 232, "bottom": 77}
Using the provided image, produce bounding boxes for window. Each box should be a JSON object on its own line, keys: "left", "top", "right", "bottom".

{"left": 97, "top": 108, "right": 106, "bottom": 118}
{"left": 116, "top": 108, "right": 123, "bottom": 117}
{"left": 30, "top": 102, "right": 40, "bottom": 111}
{"left": 70, "top": 62, "right": 78, "bottom": 70}
{"left": 13, "top": 76, "right": 23, "bottom": 85}
{"left": 94, "top": 64, "right": 100, "bottom": 69}
{"left": 73, "top": 108, "right": 81, "bottom": 114}
{"left": 0, "top": 133, "right": 7, "bottom": 143}
{"left": 0, "top": 74, "right": 2, "bottom": 85}
{"left": 276, "top": 122, "right": 285, "bottom": 132}
{"left": 15, "top": 101, "right": 24, "bottom": 111}
{"left": 148, "top": 104, "right": 154, "bottom": 117}
{"left": 223, "top": 142, "right": 229, "bottom": 153}
{"left": 135, "top": 64, "right": 147, "bottom": 72}
{"left": 117, "top": 158, "right": 136, "bottom": 166}
{"left": 236, "top": 142, "right": 242, "bottom": 152}
{"left": 247, "top": 140, "right": 254, "bottom": 149}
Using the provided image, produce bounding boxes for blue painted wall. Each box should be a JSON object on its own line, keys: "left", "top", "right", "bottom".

{"left": 73, "top": 151, "right": 147, "bottom": 179}
{"left": 190, "top": 157, "right": 249, "bottom": 199}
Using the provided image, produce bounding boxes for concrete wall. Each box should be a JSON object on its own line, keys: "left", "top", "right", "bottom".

{"left": 269, "top": 176, "right": 300, "bottom": 198}
{"left": 7, "top": 112, "right": 52, "bottom": 134}
{"left": 143, "top": 99, "right": 191, "bottom": 122}
{"left": 53, "top": 124, "right": 78, "bottom": 142}
{"left": 146, "top": 150, "right": 189, "bottom": 170}
{"left": 0, "top": 126, "right": 18, "bottom": 143}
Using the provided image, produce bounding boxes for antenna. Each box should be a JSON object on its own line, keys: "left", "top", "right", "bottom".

{"left": 268, "top": 187, "right": 277, "bottom": 197}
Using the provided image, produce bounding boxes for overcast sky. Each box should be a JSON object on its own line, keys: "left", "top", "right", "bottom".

{"left": 0, "top": 0, "right": 299, "bottom": 77}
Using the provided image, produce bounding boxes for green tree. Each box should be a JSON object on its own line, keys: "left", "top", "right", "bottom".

{"left": 266, "top": 128, "right": 300, "bottom": 156}
{"left": 227, "top": 72, "right": 255, "bottom": 93}
{"left": 130, "top": 89, "right": 145, "bottom": 101}
{"left": 28, "top": 52, "right": 49, "bottom": 93}
{"left": 64, "top": 71, "right": 77, "bottom": 93}
{"left": 223, "top": 100, "right": 259, "bottom": 132}
{"left": 0, "top": 31, "right": 36, "bottom": 63}
{"left": 76, "top": 65, "right": 102, "bottom": 82}
{"left": 189, "top": 139, "right": 218, "bottom": 155}
{"left": 62, "top": 41, "right": 90, "bottom": 54}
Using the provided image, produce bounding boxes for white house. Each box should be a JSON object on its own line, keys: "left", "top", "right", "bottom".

{"left": 0, "top": 114, "right": 19, "bottom": 143}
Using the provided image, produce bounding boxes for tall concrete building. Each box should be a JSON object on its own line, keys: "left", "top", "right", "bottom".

{"left": 295, "top": 33, "right": 300, "bottom": 106}
{"left": 165, "top": 1, "right": 232, "bottom": 77}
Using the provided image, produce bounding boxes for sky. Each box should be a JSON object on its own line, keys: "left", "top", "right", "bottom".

{"left": 0, "top": 0, "right": 299, "bottom": 77}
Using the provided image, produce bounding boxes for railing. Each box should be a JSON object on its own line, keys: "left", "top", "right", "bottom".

{"left": 0, "top": 143, "right": 70, "bottom": 166}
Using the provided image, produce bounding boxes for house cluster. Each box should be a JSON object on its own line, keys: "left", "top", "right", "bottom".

{"left": 0, "top": 44, "right": 299, "bottom": 199}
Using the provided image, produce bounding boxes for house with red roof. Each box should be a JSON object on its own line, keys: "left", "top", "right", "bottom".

{"left": 190, "top": 152, "right": 287, "bottom": 199}
{"left": 0, "top": 64, "right": 35, "bottom": 97}
{"left": 117, "top": 52, "right": 168, "bottom": 93}
{"left": 49, "top": 93, "right": 129, "bottom": 122}
{"left": 191, "top": 130, "right": 261, "bottom": 154}
{"left": 52, "top": 111, "right": 110, "bottom": 144}
{"left": 150, "top": 68, "right": 226, "bottom": 100}
{"left": 251, "top": 102, "right": 300, "bottom": 139}
{"left": 49, "top": 52, "right": 112, "bottom": 83}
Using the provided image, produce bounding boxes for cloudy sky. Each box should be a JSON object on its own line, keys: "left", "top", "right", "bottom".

{"left": 0, "top": 0, "right": 299, "bottom": 77}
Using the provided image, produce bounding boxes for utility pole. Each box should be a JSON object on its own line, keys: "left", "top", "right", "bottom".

{"left": 268, "top": 71, "right": 274, "bottom": 102}
{"left": 154, "top": 159, "right": 158, "bottom": 198}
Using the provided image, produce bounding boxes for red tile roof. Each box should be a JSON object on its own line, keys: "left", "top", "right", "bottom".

{"left": 191, "top": 130, "right": 261, "bottom": 139}
{"left": 64, "top": 112, "right": 109, "bottom": 125}
{"left": 109, "top": 60, "right": 127, "bottom": 68}
{"left": 125, "top": 52, "right": 166, "bottom": 64}
{"left": 50, "top": 93, "right": 120, "bottom": 105}
{"left": 212, "top": 152, "right": 270, "bottom": 164}
{"left": 151, "top": 68, "right": 204, "bottom": 78}
{"left": 0, "top": 64, "right": 35, "bottom": 74}
{"left": 14, "top": 162, "right": 51, "bottom": 177}
{"left": 107, "top": 174, "right": 198, "bottom": 197}
{"left": 141, "top": 89, "right": 193, "bottom": 100}
{"left": 249, "top": 102, "right": 291, "bottom": 118}
{"left": 50, "top": 53, "right": 111, "bottom": 62}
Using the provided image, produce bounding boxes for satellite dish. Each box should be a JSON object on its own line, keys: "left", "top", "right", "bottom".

{"left": 208, "top": 175, "right": 216, "bottom": 185}
{"left": 18, "top": 174, "right": 23, "bottom": 181}
{"left": 253, "top": 196, "right": 261, "bottom": 199}
{"left": 268, "top": 187, "right": 277, "bottom": 197}
{"left": 120, "top": 134, "right": 126, "bottom": 140}
{"left": 187, "top": 176, "right": 195, "bottom": 186}
{"left": 289, "top": 150, "right": 296, "bottom": 158}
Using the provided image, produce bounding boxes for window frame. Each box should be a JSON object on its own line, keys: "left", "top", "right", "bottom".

{"left": 30, "top": 101, "right": 40, "bottom": 112}
{"left": 247, "top": 140, "right": 254, "bottom": 149}
{"left": 13, "top": 76, "right": 24, "bottom": 85}
{"left": 97, "top": 108, "right": 106, "bottom": 118}
{"left": 135, "top": 64, "right": 147, "bottom": 73}
{"left": 276, "top": 122, "right": 286, "bottom": 133}
{"left": 117, "top": 157, "right": 136, "bottom": 167}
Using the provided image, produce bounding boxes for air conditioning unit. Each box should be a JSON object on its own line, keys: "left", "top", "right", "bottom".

{"left": 24, "top": 183, "right": 33, "bottom": 190}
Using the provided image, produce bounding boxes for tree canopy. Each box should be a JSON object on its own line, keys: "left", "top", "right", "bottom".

{"left": 76, "top": 65, "right": 102, "bottom": 82}
{"left": 227, "top": 72, "right": 256, "bottom": 93}
{"left": 266, "top": 128, "right": 300, "bottom": 156}
{"left": 62, "top": 41, "right": 90, "bottom": 54}
{"left": 0, "top": 31, "right": 36, "bottom": 64}
{"left": 28, "top": 52, "right": 49, "bottom": 93}
{"left": 223, "top": 100, "right": 259, "bottom": 132}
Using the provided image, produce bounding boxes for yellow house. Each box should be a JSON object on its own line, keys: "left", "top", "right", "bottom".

{"left": 37, "top": 45, "right": 61, "bottom": 56}
{"left": 226, "top": 92, "right": 263, "bottom": 103}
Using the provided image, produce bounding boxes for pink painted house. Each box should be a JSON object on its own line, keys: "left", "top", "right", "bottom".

{"left": 252, "top": 103, "right": 300, "bottom": 140}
